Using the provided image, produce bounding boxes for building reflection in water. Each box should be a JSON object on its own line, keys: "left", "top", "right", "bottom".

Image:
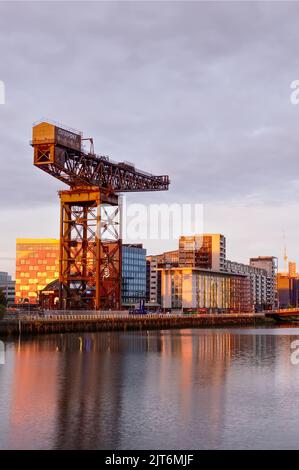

{"left": 4, "top": 328, "right": 299, "bottom": 449}
{"left": 8, "top": 340, "right": 59, "bottom": 449}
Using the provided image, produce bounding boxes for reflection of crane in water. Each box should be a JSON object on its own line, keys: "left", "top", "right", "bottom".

{"left": 54, "top": 333, "right": 125, "bottom": 449}
{"left": 54, "top": 331, "right": 166, "bottom": 449}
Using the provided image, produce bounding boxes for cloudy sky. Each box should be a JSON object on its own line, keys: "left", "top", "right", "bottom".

{"left": 1, "top": 1, "right": 299, "bottom": 276}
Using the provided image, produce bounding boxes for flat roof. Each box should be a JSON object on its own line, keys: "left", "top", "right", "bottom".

{"left": 158, "top": 266, "right": 247, "bottom": 277}
{"left": 16, "top": 238, "right": 59, "bottom": 244}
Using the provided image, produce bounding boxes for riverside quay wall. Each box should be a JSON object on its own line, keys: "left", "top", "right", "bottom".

{"left": 0, "top": 312, "right": 269, "bottom": 337}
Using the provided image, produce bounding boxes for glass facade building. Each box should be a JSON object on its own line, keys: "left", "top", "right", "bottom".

{"left": 15, "top": 239, "right": 59, "bottom": 304}
{"left": 15, "top": 239, "right": 146, "bottom": 307}
{"left": 122, "top": 244, "right": 146, "bottom": 306}
{"left": 162, "top": 268, "right": 251, "bottom": 313}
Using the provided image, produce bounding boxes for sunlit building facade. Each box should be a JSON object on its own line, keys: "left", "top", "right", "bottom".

{"left": 15, "top": 239, "right": 59, "bottom": 304}
{"left": 148, "top": 236, "right": 277, "bottom": 312}
{"left": 288, "top": 261, "right": 297, "bottom": 278}
{"left": 161, "top": 267, "right": 251, "bottom": 312}
{"left": 146, "top": 234, "right": 227, "bottom": 308}
{"left": 179, "top": 234, "right": 226, "bottom": 271}
{"left": 277, "top": 272, "right": 299, "bottom": 308}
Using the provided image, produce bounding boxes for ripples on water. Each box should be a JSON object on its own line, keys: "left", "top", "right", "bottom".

{"left": 1, "top": 327, "right": 299, "bottom": 450}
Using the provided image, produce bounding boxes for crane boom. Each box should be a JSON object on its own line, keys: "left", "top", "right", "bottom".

{"left": 31, "top": 121, "right": 170, "bottom": 192}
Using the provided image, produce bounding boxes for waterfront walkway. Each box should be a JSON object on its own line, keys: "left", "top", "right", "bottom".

{"left": 0, "top": 312, "right": 268, "bottom": 336}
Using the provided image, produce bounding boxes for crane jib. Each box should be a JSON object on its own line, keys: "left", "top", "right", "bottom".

{"left": 32, "top": 121, "right": 170, "bottom": 192}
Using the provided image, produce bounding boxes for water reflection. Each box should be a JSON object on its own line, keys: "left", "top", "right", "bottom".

{"left": 1, "top": 328, "right": 299, "bottom": 449}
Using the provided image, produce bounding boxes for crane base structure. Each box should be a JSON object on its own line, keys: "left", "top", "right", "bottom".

{"left": 59, "top": 187, "right": 121, "bottom": 310}
{"left": 31, "top": 120, "right": 169, "bottom": 310}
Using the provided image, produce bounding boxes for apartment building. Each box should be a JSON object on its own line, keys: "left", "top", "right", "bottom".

{"left": 146, "top": 256, "right": 161, "bottom": 305}
{"left": 226, "top": 260, "right": 269, "bottom": 311}
{"left": 250, "top": 257, "right": 277, "bottom": 309}
{"left": 179, "top": 234, "right": 226, "bottom": 271}
{"left": 146, "top": 250, "right": 178, "bottom": 305}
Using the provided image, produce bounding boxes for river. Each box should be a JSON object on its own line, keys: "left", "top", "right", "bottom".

{"left": 0, "top": 327, "right": 299, "bottom": 449}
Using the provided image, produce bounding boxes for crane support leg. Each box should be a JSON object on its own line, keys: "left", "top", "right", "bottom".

{"left": 59, "top": 186, "right": 121, "bottom": 310}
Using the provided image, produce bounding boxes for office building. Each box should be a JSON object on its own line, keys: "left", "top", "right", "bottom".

{"left": 122, "top": 244, "right": 146, "bottom": 306}
{"left": 15, "top": 239, "right": 59, "bottom": 304}
{"left": 161, "top": 267, "right": 251, "bottom": 312}
{"left": 0, "top": 271, "right": 15, "bottom": 306}
{"left": 0, "top": 271, "right": 12, "bottom": 283}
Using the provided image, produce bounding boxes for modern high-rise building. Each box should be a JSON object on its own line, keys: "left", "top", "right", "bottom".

{"left": 122, "top": 244, "right": 146, "bottom": 306}
{"left": 15, "top": 239, "right": 59, "bottom": 304}
{"left": 0, "top": 271, "right": 15, "bottom": 306}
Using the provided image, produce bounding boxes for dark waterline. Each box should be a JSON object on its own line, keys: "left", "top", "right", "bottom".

{"left": 1, "top": 326, "right": 299, "bottom": 450}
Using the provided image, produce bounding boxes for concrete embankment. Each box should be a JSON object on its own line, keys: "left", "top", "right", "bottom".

{"left": 0, "top": 313, "right": 271, "bottom": 337}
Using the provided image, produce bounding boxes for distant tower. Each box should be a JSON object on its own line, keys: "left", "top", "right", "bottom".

{"left": 283, "top": 231, "right": 288, "bottom": 273}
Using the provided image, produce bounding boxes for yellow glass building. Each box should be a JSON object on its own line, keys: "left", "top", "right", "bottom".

{"left": 15, "top": 239, "right": 59, "bottom": 304}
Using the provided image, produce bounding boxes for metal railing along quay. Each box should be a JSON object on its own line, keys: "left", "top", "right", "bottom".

{"left": 0, "top": 311, "right": 268, "bottom": 337}
{"left": 1, "top": 311, "right": 265, "bottom": 323}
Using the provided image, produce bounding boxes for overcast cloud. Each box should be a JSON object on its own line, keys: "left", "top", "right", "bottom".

{"left": 1, "top": 1, "right": 299, "bottom": 275}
